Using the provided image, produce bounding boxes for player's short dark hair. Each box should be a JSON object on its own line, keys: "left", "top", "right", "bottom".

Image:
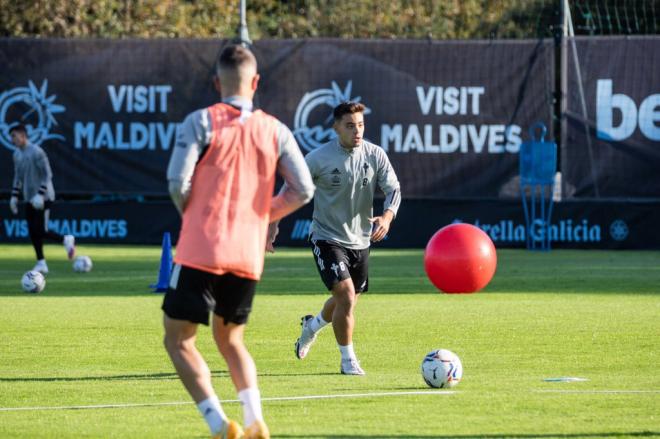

{"left": 333, "top": 102, "right": 366, "bottom": 122}
{"left": 9, "top": 124, "right": 26, "bottom": 134}
{"left": 216, "top": 44, "right": 257, "bottom": 74}
{"left": 9, "top": 123, "right": 27, "bottom": 134}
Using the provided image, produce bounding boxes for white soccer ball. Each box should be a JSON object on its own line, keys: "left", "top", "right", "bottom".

{"left": 421, "top": 349, "right": 463, "bottom": 388}
{"left": 73, "top": 255, "right": 93, "bottom": 273}
{"left": 21, "top": 270, "right": 46, "bottom": 293}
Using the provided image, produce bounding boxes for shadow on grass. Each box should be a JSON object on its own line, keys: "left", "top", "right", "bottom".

{"left": 274, "top": 433, "right": 660, "bottom": 438}
{"left": 0, "top": 370, "right": 342, "bottom": 383}
{"left": 0, "top": 371, "right": 183, "bottom": 382}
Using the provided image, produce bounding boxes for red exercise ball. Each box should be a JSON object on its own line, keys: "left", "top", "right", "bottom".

{"left": 424, "top": 223, "right": 497, "bottom": 294}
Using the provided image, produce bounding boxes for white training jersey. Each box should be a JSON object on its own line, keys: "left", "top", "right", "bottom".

{"left": 305, "top": 138, "right": 401, "bottom": 249}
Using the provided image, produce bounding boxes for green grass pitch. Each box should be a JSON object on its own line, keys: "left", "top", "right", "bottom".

{"left": 0, "top": 243, "right": 658, "bottom": 438}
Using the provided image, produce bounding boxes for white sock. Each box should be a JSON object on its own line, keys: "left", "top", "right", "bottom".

{"left": 238, "top": 387, "right": 263, "bottom": 427}
{"left": 338, "top": 343, "right": 356, "bottom": 361}
{"left": 309, "top": 313, "right": 329, "bottom": 333}
{"left": 37, "top": 259, "right": 46, "bottom": 265}
{"left": 197, "top": 395, "right": 227, "bottom": 435}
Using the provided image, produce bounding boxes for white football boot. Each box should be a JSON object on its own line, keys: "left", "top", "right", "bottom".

{"left": 294, "top": 315, "right": 317, "bottom": 360}
{"left": 63, "top": 235, "right": 75, "bottom": 260}
{"left": 33, "top": 260, "right": 49, "bottom": 275}
{"left": 340, "top": 358, "right": 366, "bottom": 376}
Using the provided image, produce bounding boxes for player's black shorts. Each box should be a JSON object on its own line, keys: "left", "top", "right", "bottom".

{"left": 310, "top": 239, "right": 369, "bottom": 293}
{"left": 162, "top": 264, "right": 257, "bottom": 326}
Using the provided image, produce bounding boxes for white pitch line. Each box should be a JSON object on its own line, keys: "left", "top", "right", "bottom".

{"left": 0, "top": 390, "right": 455, "bottom": 412}
{"left": 535, "top": 390, "right": 660, "bottom": 394}
{"left": 262, "top": 390, "right": 455, "bottom": 401}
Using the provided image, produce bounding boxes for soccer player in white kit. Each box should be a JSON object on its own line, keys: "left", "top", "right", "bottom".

{"left": 277, "top": 101, "right": 401, "bottom": 375}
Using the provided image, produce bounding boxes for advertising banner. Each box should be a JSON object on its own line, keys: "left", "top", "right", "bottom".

{"left": 0, "top": 38, "right": 222, "bottom": 195}
{"left": 1, "top": 199, "right": 658, "bottom": 249}
{"left": 0, "top": 38, "right": 555, "bottom": 198}
{"left": 0, "top": 200, "right": 179, "bottom": 244}
{"left": 276, "top": 199, "right": 660, "bottom": 250}
{"left": 257, "top": 39, "right": 555, "bottom": 199}
{"left": 564, "top": 36, "right": 660, "bottom": 199}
